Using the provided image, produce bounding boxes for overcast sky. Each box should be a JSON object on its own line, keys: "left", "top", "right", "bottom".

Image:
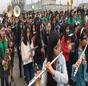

{"left": 0, "top": 0, "right": 88, "bottom": 14}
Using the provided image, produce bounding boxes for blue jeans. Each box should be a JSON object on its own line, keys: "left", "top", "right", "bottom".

{"left": 23, "top": 62, "right": 34, "bottom": 84}
{"left": 0, "top": 65, "right": 9, "bottom": 86}
{"left": 4, "top": 71, "right": 9, "bottom": 86}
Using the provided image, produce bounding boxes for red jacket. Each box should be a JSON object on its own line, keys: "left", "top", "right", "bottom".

{"left": 61, "top": 36, "right": 70, "bottom": 62}
{"left": 85, "top": 20, "right": 88, "bottom": 30}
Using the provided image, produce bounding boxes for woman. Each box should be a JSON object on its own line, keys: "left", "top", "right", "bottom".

{"left": 33, "top": 23, "right": 45, "bottom": 70}
{"left": 77, "top": 9, "right": 85, "bottom": 27}
{"left": 0, "top": 27, "right": 9, "bottom": 86}
{"left": 61, "top": 24, "right": 72, "bottom": 62}
{"left": 67, "top": 10, "right": 75, "bottom": 27}
{"left": 41, "top": 31, "right": 68, "bottom": 86}
{"left": 61, "top": 24, "right": 78, "bottom": 85}
{"left": 72, "top": 28, "right": 88, "bottom": 86}
{"left": 5, "top": 23, "right": 15, "bottom": 83}
{"left": 21, "top": 27, "right": 34, "bottom": 85}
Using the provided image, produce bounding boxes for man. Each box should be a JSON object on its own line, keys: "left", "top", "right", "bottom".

{"left": 12, "top": 19, "right": 22, "bottom": 78}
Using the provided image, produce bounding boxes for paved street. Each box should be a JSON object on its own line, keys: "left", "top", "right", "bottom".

{"left": 0, "top": 51, "right": 26, "bottom": 86}
{"left": 12, "top": 51, "right": 25, "bottom": 86}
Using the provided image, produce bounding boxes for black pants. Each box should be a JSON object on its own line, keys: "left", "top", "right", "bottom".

{"left": 0, "top": 65, "right": 4, "bottom": 86}
{"left": 17, "top": 46, "right": 22, "bottom": 77}
{"left": 66, "top": 61, "right": 75, "bottom": 86}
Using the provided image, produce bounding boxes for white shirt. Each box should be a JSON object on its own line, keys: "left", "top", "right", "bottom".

{"left": 21, "top": 41, "right": 34, "bottom": 65}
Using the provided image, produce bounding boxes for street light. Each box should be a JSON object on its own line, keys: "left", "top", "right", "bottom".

{"left": 32, "top": 5, "right": 35, "bottom": 10}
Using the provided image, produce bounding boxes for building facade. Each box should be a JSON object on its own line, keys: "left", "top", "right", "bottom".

{"left": 12, "top": 0, "right": 26, "bottom": 11}
{"left": 24, "top": 0, "right": 71, "bottom": 12}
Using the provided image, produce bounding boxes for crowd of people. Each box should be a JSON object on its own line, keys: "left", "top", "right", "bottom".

{"left": 0, "top": 7, "right": 88, "bottom": 86}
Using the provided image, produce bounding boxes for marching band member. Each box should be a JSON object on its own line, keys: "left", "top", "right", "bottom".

{"left": 12, "top": 19, "right": 23, "bottom": 78}
{"left": 41, "top": 31, "right": 68, "bottom": 86}
{"left": 72, "top": 28, "right": 88, "bottom": 86}
{"left": 61, "top": 24, "right": 73, "bottom": 85}
{"left": 6, "top": 23, "right": 15, "bottom": 83}
{"left": 0, "top": 27, "right": 10, "bottom": 86}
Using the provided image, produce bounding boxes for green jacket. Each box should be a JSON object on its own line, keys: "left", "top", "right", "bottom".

{"left": 67, "top": 17, "right": 75, "bottom": 26}
{"left": 77, "top": 16, "right": 85, "bottom": 27}
{"left": 0, "top": 39, "right": 7, "bottom": 60}
{"left": 41, "top": 17, "right": 48, "bottom": 23}
{"left": 67, "top": 16, "right": 81, "bottom": 26}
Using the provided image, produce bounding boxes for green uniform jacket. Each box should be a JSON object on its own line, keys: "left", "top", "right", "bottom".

{"left": 0, "top": 39, "right": 7, "bottom": 60}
